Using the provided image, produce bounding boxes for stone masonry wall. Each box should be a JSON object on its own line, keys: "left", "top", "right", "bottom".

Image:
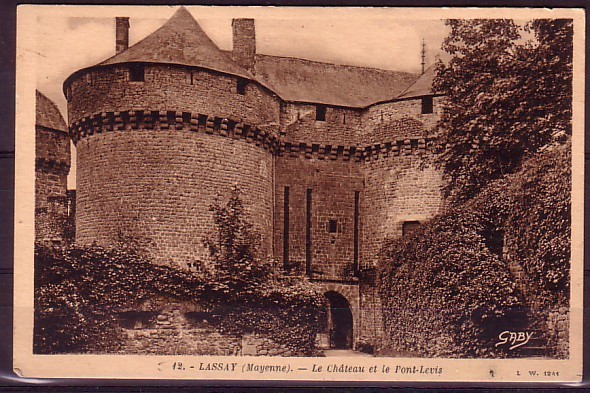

{"left": 35, "top": 126, "right": 70, "bottom": 243}
{"left": 67, "top": 64, "right": 280, "bottom": 128}
{"left": 361, "top": 154, "right": 443, "bottom": 268}
{"left": 361, "top": 96, "right": 443, "bottom": 144}
{"left": 75, "top": 128, "right": 274, "bottom": 267}
{"left": 281, "top": 103, "right": 364, "bottom": 146}
{"left": 274, "top": 154, "right": 363, "bottom": 280}
{"left": 358, "top": 269, "right": 382, "bottom": 347}
{"left": 120, "top": 300, "right": 300, "bottom": 356}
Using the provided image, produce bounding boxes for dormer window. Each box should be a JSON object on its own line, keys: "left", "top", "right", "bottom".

{"left": 421, "top": 96, "right": 433, "bottom": 114}
{"left": 129, "top": 64, "right": 145, "bottom": 82}
{"left": 237, "top": 78, "right": 247, "bottom": 95}
{"left": 316, "top": 105, "right": 326, "bottom": 121}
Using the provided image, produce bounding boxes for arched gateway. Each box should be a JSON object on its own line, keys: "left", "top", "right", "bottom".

{"left": 325, "top": 291, "right": 353, "bottom": 349}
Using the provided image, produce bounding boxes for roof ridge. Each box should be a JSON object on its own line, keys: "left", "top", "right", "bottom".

{"left": 255, "top": 52, "right": 414, "bottom": 75}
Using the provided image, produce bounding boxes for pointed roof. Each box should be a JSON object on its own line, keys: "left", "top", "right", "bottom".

{"left": 100, "top": 7, "right": 253, "bottom": 80}
{"left": 36, "top": 90, "right": 67, "bottom": 132}
{"left": 397, "top": 64, "right": 436, "bottom": 99}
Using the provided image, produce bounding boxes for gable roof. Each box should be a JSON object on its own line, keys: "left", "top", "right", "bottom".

{"left": 253, "top": 54, "right": 419, "bottom": 108}
{"left": 100, "top": 7, "right": 254, "bottom": 80}
{"left": 36, "top": 90, "right": 67, "bottom": 132}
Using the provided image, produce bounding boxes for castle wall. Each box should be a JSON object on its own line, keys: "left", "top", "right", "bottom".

{"left": 35, "top": 126, "right": 70, "bottom": 243}
{"left": 281, "top": 103, "right": 363, "bottom": 146}
{"left": 67, "top": 64, "right": 280, "bottom": 127}
{"left": 274, "top": 154, "right": 363, "bottom": 280}
{"left": 68, "top": 63, "right": 280, "bottom": 267}
{"left": 361, "top": 96, "right": 442, "bottom": 143}
{"left": 75, "top": 128, "right": 274, "bottom": 267}
{"left": 361, "top": 154, "right": 443, "bottom": 268}
{"left": 119, "top": 300, "right": 300, "bottom": 356}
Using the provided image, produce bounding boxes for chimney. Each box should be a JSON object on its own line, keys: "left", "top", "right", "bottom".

{"left": 232, "top": 19, "right": 256, "bottom": 74}
{"left": 115, "top": 17, "right": 130, "bottom": 54}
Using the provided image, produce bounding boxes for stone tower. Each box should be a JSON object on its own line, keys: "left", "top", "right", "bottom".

{"left": 64, "top": 8, "right": 279, "bottom": 267}
{"left": 35, "top": 90, "right": 71, "bottom": 244}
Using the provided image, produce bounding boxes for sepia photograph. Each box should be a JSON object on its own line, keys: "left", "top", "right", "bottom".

{"left": 14, "top": 5, "right": 584, "bottom": 382}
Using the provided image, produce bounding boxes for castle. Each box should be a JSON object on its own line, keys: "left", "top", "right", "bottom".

{"left": 38, "top": 7, "right": 445, "bottom": 352}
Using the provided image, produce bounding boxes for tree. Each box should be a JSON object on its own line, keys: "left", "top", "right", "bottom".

{"left": 433, "top": 19, "right": 573, "bottom": 204}
{"left": 203, "top": 186, "right": 271, "bottom": 300}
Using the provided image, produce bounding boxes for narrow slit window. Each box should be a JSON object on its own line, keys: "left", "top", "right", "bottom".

{"left": 353, "top": 191, "right": 359, "bottom": 275}
{"left": 305, "top": 189, "right": 312, "bottom": 276}
{"left": 421, "top": 96, "right": 433, "bottom": 114}
{"left": 316, "top": 105, "right": 326, "bottom": 121}
{"left": 129, "top": 64, "right": 145, "bottom": 82}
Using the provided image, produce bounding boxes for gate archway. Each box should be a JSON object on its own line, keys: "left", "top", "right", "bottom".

{"left": 325, "top": 291, "right": 353, "bottom": 349}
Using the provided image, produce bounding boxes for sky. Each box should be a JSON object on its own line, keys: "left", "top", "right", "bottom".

{"left": 28, "top": 6, "right": 454, "bottom": 187}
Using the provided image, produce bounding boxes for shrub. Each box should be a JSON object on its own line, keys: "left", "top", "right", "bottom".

{"left": 378, "top": 211, "right": 524, "bottom": 358}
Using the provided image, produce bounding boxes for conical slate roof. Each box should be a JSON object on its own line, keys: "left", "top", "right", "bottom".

{"left": 100, "top": 7, "right": 254, "bottom": 80}
{"left": 36, "top": 90, "right": 67, "bottom": 132}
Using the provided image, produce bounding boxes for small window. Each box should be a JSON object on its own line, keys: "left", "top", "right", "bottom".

{"left": 129, "top": 64, "right": 145, "bottom": 82}
{"left": 237, "top": 78, "right": 247, "bottom": 95}
{"left": 421, "top": 96, "right": 433, "bottom": 114}
{"left": 316, "top": 105, "right": 327, "bottom": 121}
{"left": 402, "top": 220, "right": 421, "bottom": 237}
{"left": 327, "top": 219, "right": 337, "bottom": 233}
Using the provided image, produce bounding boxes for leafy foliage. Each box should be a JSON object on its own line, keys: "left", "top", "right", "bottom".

{"left": 203, "top": 186, "right": 272, "bottom": 301}
{"left": 378, "top": 143, "right": 570, "bottom": 358}
{"left": 34, "top": 242, "right": 206, "bottom": 353}
{"left": 433, "top": 19, "right": 573, "bottom": 204}
{"left": 378, "top": 211, "right": 524, "bottom": 358}
{"left": 35, "top": 187, "right": 324, "bottom": 356}
{"left": 502, "top": 143, "right": 571, "bottom": 308}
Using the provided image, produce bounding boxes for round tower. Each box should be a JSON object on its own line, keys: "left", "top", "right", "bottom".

{"left": 35, "top": 90, "right": 71, "bottom": 244}
{"left": 64, "top": 8, "right": 280, "bottom": 267}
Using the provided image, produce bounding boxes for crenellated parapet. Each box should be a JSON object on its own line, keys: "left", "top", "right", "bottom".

{"left": 70, "top": 109, "right": 435, "bottom": 162}
{"left": 69, "top": 109, "right": 282, "bottom": 153}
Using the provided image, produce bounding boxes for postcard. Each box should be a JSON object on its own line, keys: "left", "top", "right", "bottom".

{"left": 14, "top": 5, "right": 584, "bottom": 382}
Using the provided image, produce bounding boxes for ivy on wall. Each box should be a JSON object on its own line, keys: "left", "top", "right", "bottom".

{"left": 378, "top": 142, "right": 571, "bottom": 358}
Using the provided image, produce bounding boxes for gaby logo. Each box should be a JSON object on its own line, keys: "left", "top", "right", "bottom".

{"left": 495, "top": 331, "right": 533, "bottom": 350}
